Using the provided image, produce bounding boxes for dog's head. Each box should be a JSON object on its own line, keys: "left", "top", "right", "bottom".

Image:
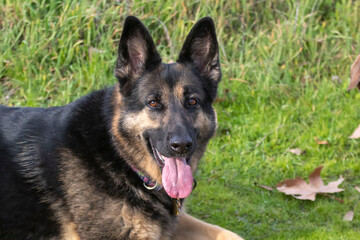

{"left": 111, "top": 16, "right": 221, "bottom": 199}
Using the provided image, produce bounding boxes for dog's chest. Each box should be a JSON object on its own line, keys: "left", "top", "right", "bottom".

{"left": 59, "top": 151, "right": 177, "bottom": 239}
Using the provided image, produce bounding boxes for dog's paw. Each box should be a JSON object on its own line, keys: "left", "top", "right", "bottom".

{"left": 216, "top": 230, "right": 244, "bottom": 240}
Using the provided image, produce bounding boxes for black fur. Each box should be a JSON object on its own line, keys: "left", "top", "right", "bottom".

{"left": 0, "top": 16, "right": 221, "bottom": 239}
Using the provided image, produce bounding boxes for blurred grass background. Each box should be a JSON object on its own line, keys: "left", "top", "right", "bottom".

{"left": 1, "top": 0, "right": 360, "bottom": 239}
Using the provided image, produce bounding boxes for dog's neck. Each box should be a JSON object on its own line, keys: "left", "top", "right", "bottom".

{"left": 130, "top": 164, "right": 163, "bottom": 191}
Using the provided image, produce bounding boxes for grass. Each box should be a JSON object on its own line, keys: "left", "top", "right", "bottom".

{"left": 1, "top": 0, "right": 360, "bottom": 239}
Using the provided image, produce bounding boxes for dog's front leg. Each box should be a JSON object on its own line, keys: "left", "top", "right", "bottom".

{"left": 173, "top": 213, "right": 243, "bottom": 240}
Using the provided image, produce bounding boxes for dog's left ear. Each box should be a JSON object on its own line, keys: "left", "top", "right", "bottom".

{"left": 115, "top": 16, "right": 161, "bottom": 86}
{"left": 177, "top": 17, "right": 221, "bottom": 87}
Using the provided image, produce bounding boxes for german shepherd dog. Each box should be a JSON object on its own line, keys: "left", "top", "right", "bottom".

{"left": 0, "top": 16, "right": 242, "bottom": 240}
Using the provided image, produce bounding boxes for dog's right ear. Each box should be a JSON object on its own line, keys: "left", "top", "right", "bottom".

{"left": 348, "top": 54, "right": 360, "bottom": 91}
{"left": 177, "top": 17, "right": 221, "bottom": 102}
{"left": 177, "top": 17, "right": 221, "bottom": 85}
{"left": 115, "top": 16, "right": 161, "bottom": 87}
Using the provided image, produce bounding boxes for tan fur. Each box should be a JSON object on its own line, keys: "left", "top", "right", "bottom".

{"left": 121, "top": 205, "right": 163, "bottom": 240}
{"left": 111, "top": 84, "right": 123, "bottom": 143}
{"left": 114, "top": 64, "right": 131, "bottom": 79}
{"left": 173, "top": 213, "right": 243, "bottom": 240}
{"left": 110, "top": 79, "right": 212, "bottom": 184}
{"left": 110, "top": 85, "right": 163, "bottom": 184}
{"left": 106, "top": 73, "right": 240, "bottom": 240}
{"left": 194, "top": 110, "right": 215, "bottom": 137}
{"left": 174, "top": 82, "right": 185, "bottom": 102}
{"left": 120, "top": 109, "right": 163, "bottom": 183}
{"left": 58, "top": 135, "right": 243, "bottom": 239}
{"left": 59, "top": 149, "right": 174, "bottom": 239}
{"left": 62, "top": 223, "right": 81, "bottom": 240}
{"left": 349, "top": 54, "right": 360, "bottom": 90}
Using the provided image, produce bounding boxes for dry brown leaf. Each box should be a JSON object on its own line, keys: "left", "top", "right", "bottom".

{"left": 276, "top": 166, "right": 344, "bottom": 201}
{"left": 259, "top": 185, "right": 274, "bottom": 191}
{"left": 349, "top": 125, "right": 360, "bottom": 139}
{"left": 254, "top": 182, "right": 274, "bottom": 191}
{"left": 289, "top": 148, "right": 305, "bottom": 155}
{"left": 348, "top": 54, "right": 360, "bottom": 91}
{"left": 355, "top": 186, "right": 360, "bottom": 193}
{"left": 314, "top": 137, "right": 329, "bottom": 145}
{"left": 343, "top": 211, "right": 354, "bottom": 221}
{"left": 214, "top": 97, "right": 226, "bottom": 103}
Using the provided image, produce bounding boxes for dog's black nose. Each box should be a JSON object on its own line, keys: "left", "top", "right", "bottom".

{"left": 170, "top": 135, "right": 193, "bottom": 155}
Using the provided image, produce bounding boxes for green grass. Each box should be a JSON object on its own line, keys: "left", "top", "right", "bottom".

{"left": 1, "top": 0, "right": 360, "bottom": 239}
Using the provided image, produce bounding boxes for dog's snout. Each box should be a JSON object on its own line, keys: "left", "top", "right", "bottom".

{"left": 170, "top": 135, "right": 193, "bottom": 155}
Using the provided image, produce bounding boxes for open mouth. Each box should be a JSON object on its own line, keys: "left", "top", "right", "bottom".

{"left": 148, "top": 139, "right": 165, "bottom": 168}
{"left": 147, "top": 138, "right": 194, "bottom": 199}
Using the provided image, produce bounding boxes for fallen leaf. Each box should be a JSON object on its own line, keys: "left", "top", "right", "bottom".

{"left": 289, "top": 148, "right": 305, "bottom": 155}
{"left": 214, "top": 97, "right": 226, "bottom": 103}
{"left": 259, "top": 185, "right": 274, "bottom": 191}
{"left": 314, "top": 137, "right": 329, "bottom": 145}
{"left": 348, "top": 54, "right": 360, "bottom": 91}
{"left": 254, "top": 182, "right": 273, "bottom": 191}
{"left": 349, "top": 125, "right": 360, "bottom": 139}
{"left": 343, "top": 211, "right": 354, "bottom": 221}
{"left": 276, "top": 166, "right": 344, "bottom": 201}
{"left": 355, "top": 186, "right": 360, "bottom": 193}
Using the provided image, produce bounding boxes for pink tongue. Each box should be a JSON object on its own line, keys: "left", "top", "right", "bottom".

{"left": 162, "top": 156, "right": 193, "bottom": 199}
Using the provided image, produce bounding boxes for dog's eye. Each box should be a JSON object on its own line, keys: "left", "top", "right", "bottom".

{"left": 187, "top": 98, "right": 198, "bottom": 107}
{"left": 148, "top": 100, "right": 159, "bottom": 108}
